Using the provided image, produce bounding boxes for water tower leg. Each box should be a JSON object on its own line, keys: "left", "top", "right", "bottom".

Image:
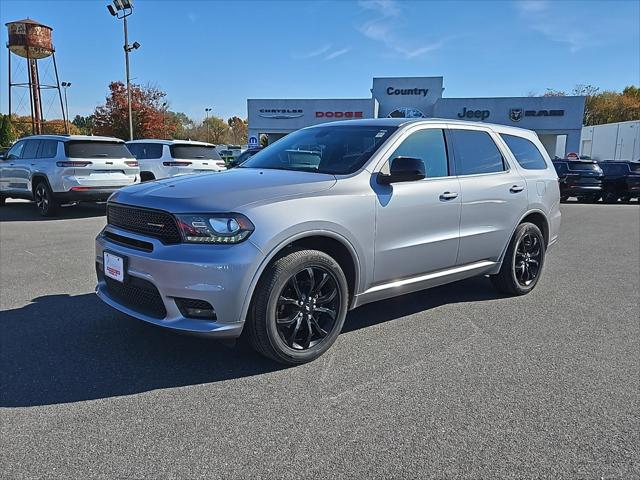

{"left": 7, "top": 50, "right": 11, "bottom": 122}
{"left": 26, "top": 53, "right": 36, "bottom": 135}
{"left": 34, "top": 59, "right": 45, "bottom": 130}
{"left": 29, "top": 58, "right": 42, "bottom": 135}
{"left": 52, "top": 52, "right": 67, "bottom": 134}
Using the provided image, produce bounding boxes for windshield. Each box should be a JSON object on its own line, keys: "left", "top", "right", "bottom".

{"left": 169, "top": 145, "right": 222, "bottom": 160}
{"left": 241, "top": 126, "right": 398, "bottom": 174}
{"left": 65, "top": 141, "right": 133, "bottom": 159}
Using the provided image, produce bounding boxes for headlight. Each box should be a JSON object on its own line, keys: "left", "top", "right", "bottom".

{"left": 175, "top": 213, "right": 254, "bottom": 244}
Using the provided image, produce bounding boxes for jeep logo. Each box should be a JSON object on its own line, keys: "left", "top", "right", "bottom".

{"left": 457, "top": 107, "right": 490, "bottom": 121}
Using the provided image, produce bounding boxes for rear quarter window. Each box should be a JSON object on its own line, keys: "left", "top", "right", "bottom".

{"left": 450, "top": 129, "right": 505, "bottom": 175}
{"left": 38, "top": 140, "right": 59, "bottom": 158}
{"left": 500, "top": 134, "right": 548, "bottom": 170}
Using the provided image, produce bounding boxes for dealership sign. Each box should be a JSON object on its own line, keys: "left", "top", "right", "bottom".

{"left": 315, "top": 111, "right": 363, "bottom": 119}
{"left": 457, "top": 107, "right": 490, "bottom": 121}
{"left": 258, "top": 109, "right": 304, "bottom": 119}
{"left": 510, "top": 108, "right": 564, "bottom": 122}
{"left": 386, "top": 87, "right": 429, "bottom": 97}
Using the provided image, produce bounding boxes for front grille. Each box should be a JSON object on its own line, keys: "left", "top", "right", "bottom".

{"left": 107, "top": 203, "right": 181, "bottom": 244}
{"left": 101, "top": 272, "right": 167, "bottom": 319}
{"left": 103, "top": 230, "right": 154, "bottom": 252}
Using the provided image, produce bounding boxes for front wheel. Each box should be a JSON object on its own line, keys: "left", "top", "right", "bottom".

{"left": 245, "top": 248, "right": 349, "bottom": 365}
{"left": 491, "top": 222, "right": 546, "bottom": 296}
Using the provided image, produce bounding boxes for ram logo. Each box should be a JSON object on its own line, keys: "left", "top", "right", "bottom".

{"left": 509, "top": 108, "right": 523, "bottom": 122}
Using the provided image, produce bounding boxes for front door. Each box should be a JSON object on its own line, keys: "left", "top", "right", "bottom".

{"left": 373, "top": 126, "right": 461, "bottom": 284}
{"left": 1, "top": 140, "right": 27, "bottom": 193}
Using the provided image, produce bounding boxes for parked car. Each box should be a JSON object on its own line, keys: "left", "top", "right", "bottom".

{"left": 0, "top": 135, "right": 139, "bottom": 216}
{"left": 96, "top": 118, "right": 560, "bottom": 365}
{"left": 126, "top": 140, "right": 226, "bottom": 182}
{"left": 552, "top": 159, "right": 603, "bottom": 202}
{"left": 597, "top": 161, "right": 640, "bottom": 203}
{"left": 227, "top": 147, "right": 262, "bottom": 168}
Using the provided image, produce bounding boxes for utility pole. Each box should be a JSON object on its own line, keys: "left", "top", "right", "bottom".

{"left": 205, "top": 107, "right": 212, "bottom": 143}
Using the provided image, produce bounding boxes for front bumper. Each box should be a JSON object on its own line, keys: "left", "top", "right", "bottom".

{"left": 95, "top": 225, "right": 263, "bottom": 337}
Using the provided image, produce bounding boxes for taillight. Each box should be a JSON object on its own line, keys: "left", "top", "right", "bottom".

{"left": 216, "top": 161, "right": 226, "bottom": 168}
{"left": 56, "top": 161, "right": 92, "bottom": 167}
{"left": 125, "top": 160, "right": 138, "bottom": 167}
{"left": 163, "top": 161, "right": 192, "bottom": 167}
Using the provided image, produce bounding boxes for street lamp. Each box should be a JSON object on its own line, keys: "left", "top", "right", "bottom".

{"left": 61, "top": 82, "right": 71, "bottom": 134}
{"left": 205, "top": 107, "right": 212, "bottom": 143}
{"left": 107, "top": 0, "right": 140, "bottom": 141}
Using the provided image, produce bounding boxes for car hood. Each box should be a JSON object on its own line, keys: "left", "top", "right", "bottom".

{"left": 109, "top": 168, "right": 337, "bottom": 212}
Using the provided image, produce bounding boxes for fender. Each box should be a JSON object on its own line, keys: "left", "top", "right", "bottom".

{"left": 239, "top": 229, "right": 362, "bottom": 324}
{"left": 29, "top": 173, "right": 51, "bottom": 197}
{"left": 495, "top": 208, "right": 550, "bottom": 269}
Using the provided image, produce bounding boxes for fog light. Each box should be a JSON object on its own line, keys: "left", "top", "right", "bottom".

{"left": 175, "top": 298, "right": 216, "bottom": 320}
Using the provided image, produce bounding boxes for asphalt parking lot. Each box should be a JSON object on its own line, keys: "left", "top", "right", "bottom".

{"left": 1, "top": 200, "right": 638, "bottom": 479}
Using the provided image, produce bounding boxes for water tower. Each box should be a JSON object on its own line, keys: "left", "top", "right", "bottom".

{"left": 6, "top": 18, "right": 66, "bottom": 134}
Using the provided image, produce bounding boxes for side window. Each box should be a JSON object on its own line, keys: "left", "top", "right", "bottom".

{"left": 5, "top": 141, "right": 26, "bottom": 160}
{"left": 127, "top": 143, "right": 163, "bottom": 159}
{"left": 388, "top": 129, "right": 448, "bottom": 178}
{"left": 38, "top": 140, "right": 59, "bottom": 159}
{"left": 450, "top": 129, "right": 505, "bottom": 175}
{"left": 500, "top": 134, "right": 548, "bottom": 170}
{"left": 22, "top": 140, "right": 41, "bottom": 159}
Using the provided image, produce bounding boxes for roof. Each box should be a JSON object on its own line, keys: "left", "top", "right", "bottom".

{"left": 126, "top": 139, "right": 216, "bottom": 147}
{"left": 308, "top": 117, "right": 537, "bottom": 136}
{"left": 19, "top": 134, "right": 125, "bottom": 142}
{"left": 5, "top": 18, "right": 51, "bottom": 28}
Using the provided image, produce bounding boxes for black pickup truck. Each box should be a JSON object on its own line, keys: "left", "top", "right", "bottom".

{"left": 597, "top": 161, "right": 640, "bottom": 203}
{"left": 552, "top": 159, "right": 604, "bottom": 203}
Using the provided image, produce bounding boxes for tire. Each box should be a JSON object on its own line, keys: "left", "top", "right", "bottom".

{"left": 560, "top": 196, "right": 568, "bottom": 203}
{"left": 33, "top": 180, "right": 59, "bottom": 217}
{"left": 603, "top": 192, "right": 618, "bottom": 204}
{"left": 140, "top": 172, "right": 155, "bottom": 182}
{"left": 244, "top": 248, "right": 349, "bottom": 365}
{"left": 0, "top": 195, "right": 6, "bottom": 206}
{"left": 491, "top": 222, "right": 546, "bottom": 296}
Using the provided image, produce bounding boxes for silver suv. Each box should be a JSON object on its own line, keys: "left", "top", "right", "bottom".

{"left": 0, "top": 135, "right": 140, "bottom": 216}
{"left": 95, "top": 119, "right": 561, "bottom": 364}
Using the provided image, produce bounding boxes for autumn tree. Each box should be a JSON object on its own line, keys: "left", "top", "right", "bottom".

{"left": 227, "top": 116, "right": 248, "bottom": 145}
{"left": 201, "top": 116, "right": 230, "bottom": 144}
{"left": 165, "top": 111, "right": 194, "bottom": 140}
{"left": 93, "top": 81, "right": 177, "bottom": 140}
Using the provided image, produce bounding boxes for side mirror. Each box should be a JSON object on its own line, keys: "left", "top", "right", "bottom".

{"left": 377, "top": 157, "right": 426, "bottom": 185}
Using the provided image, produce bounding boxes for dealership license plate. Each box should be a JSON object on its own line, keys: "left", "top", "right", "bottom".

{"left": 104, "top": 252, "right": 125, "bottom": 283}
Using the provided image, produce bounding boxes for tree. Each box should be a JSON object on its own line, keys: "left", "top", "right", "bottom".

{"left": 42, "top": 120, "right": 80, "bottom": 135}
{"left": 202, "top": 116, "right": 230, "bottom": 144}
{"left": 72, "top": 115, "right": 95, "bottom": 135}
{"left": 93, "top": 81, "right": 177, "bottom": 140}
{"left": 165, "top": 111, "right": 194, "bottom": 140}
{"left": 0, "top": 115, "right": 16, "bottom": 146}
{"left": 227, "top": 116, "right": 248, "bottom": 145}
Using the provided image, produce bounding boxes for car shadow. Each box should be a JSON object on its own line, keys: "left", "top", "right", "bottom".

{"left": 0, "top": 277, "right": 502, "bottom": 407}
{"left": 0, "top": 201, "right": 106, "bottom": 222}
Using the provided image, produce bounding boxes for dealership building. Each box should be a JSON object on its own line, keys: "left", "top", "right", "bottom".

{"left": 247, "top": 76, "right": 586, "bottom": 158}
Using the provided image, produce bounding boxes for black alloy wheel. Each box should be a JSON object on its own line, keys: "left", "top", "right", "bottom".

{"left": 275, "top": 266, "right": 341, "bottom": 350}
{"left": 514, "top": 232, "right": 542, "bottom": 287}
{"left": 34, "top": 181, "right": 58, "bottom": 216}
{"left": 245, "top": 248, "right": 349, "bottom": 365}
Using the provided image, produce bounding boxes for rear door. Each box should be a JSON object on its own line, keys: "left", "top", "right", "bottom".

{"left": 449, "top": 127, "right": 528, "bottom": 265}
{"left": 14, "top": 139, "right": 40, "bottom": 193}
{"left": 65, "top": 140, "right": 138, "bottom": 187}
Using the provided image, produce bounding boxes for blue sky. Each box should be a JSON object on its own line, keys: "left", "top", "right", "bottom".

{"left": 1, "top": 0, "right": 638, "bottom": 122}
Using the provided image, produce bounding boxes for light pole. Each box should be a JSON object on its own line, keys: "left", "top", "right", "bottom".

{"left": 205, "top": 107, "right": 212, "bottom": 143}
{"left": 107, "top": 0, "right": 140, "bottom": 141}
{"left": 61, "top": 81, "right": 71, "bottom": 134}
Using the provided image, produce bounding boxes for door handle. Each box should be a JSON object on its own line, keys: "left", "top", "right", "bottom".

{"left": 510, "top": 185, "right": 525, "bottom": 193}
{"left": 439, "top": 191, "right": 458, "bottom": 200}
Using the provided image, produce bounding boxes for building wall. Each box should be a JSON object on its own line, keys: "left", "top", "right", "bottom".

{"left": 580, "top": 120, "right": 640, "bottom": 161}
{"left": 371, "top": 76, "right": 443, "bottom": 118}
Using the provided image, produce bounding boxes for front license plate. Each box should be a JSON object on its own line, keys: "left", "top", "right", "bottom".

{"left": 104, "top": 252, "right": 125, "bottom": 282}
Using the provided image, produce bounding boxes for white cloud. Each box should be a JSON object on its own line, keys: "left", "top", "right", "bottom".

{"left": 514, "top": 0, "right": 593, "bottom": 52}
{"left": 357, "top": 0, "right": 450, "bottom": 59}
{"left": 324, "top": 48, "right": 351, "bottom": 60}
{"left": 293, "top": 44, "right": 333, "bottom": 59}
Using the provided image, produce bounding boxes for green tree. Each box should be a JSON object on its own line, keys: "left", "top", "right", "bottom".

{"left": 72, "top": 115, "right": 95, "bottom": 135}
{"left": 202, "top": 116, "right": 230, "bottom": 144}
{"left": 0, "top": 115, "right": 16, "bottom": 146}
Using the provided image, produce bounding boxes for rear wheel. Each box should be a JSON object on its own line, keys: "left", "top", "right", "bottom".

{"left": 33, "top": 181, "right": 59, "bottom": 217}
{"left": 603, "top": 192, "right": 619, "bottom": 204}
{"left": 245, "top": 248, "right": 349, "bottom": 365}
{"left": 491, "top": 222, "right": 545, "bottom": 296}
{"left": 0, "top": 195, "right": 6, "bottom": 206}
